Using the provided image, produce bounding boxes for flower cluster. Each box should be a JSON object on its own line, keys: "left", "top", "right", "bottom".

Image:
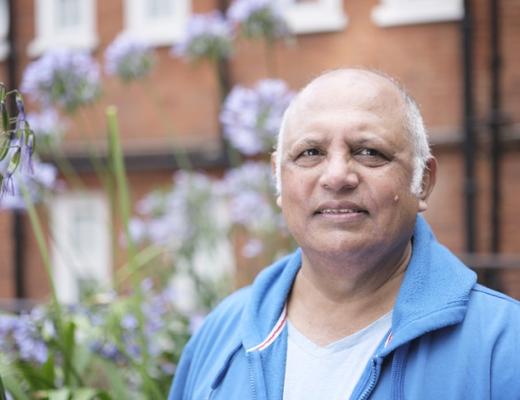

{"left": 0, "top": 86, "right": 57, "bottom": 208}
{"left": 0, "top": 281, "right": 194, "bottom": 397}
{"left": 220, "top": 79, "right": 294, "bottom": 155}
{"left": 220, "top": 161, "right": 282, "bottom": 233}
{"left": 0, "top": 156, "right": 58, "bottom": 209}
{"left": 0, "top": 308, "right": 50, "bottom": 365}
{"left": 172, "top": 11, "right": 234, "bottom": 62}
{"left": 130, "top": 171, "right": 226, "bottom": 256}
{"left": 21, "top": 49, "right": 101, "bottom": 113}
{"left": 105, "top": 33, "right": 156, "bottom": 82}
{"left": 227, "top": 0, "right": 290, "bottom": 41}
{"left": 85, "top": 280, "right": 191, "bottom": 381}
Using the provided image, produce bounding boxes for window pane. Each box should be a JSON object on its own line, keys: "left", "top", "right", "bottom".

{"left": 147, "top": 0, "right": 175, "bottom": 19}
{"left": 57, "top": 0, "right": 81, "bottom": 29}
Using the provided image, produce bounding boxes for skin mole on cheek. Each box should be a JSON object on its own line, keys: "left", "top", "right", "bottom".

{"left": 394, "top": 194, "right": 399, "bottom": 202}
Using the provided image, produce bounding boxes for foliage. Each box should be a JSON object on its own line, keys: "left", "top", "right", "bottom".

{"left": 1, "top": 2, "right": 298, "bottom": 398}
{"left": 227, "top": 0, "right": 290, "bottom": 42}
{"left": 220, "top": 79, "right": 294, "bottom": 155}
{"left": 0, "top": 84, "right": 57, "bottom": 209}
{"left": 104, "top": 34, "right": 156, "bottom": 83}
{"left": 172, "top": 11, "right": 234, "bottom": 62}
{"left": 20, "top": 49, "right": 101, "bottom": 113}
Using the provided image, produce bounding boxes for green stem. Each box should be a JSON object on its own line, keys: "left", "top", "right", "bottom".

{"left": 106, "top": 106, "right": 135, "bottom": 263}
{"left": 19, "top": 183, "right": 84, "bottom": 386}
{"left": 19, "top": 182, "right": 59, "bottom": 307}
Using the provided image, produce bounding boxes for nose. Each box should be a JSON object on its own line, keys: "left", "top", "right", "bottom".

{"left": 319, "top": 153, "right": 359, "bottom": 192}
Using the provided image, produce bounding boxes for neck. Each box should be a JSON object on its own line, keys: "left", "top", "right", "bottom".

{"left": 287, "top": 240, "right": 411, "bottom": 346}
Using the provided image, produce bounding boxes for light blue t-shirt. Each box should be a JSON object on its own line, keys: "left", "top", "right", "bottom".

{"left": 283, "top": 312, "right": 392, "bottom": 400}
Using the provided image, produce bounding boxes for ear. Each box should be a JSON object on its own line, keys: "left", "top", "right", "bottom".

{"left": 418, "top": 157, "right": 437, "bottom": 212}
{"left": 271, "top": 151, "right": 282, "bottom": 208}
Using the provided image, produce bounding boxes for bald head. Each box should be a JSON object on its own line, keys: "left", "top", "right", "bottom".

{"left": 275, "top": 69, "right": 431, "bottom": 196}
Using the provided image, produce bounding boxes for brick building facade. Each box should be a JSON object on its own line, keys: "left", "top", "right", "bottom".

{"left": 1, "top": 0, "right": 519, "bottom": 305}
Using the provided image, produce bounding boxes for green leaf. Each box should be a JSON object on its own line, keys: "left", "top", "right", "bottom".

{"left": 0, "top": 374, "right": 7, "bottom": 400}
{"left": 93, "top": 358, "right": 131, "bottom": 399}
{"left": 0, "top": 101, "right": 8, "bottom": 133}
{"left": 2, "top": 372, "right": 31, "bottom": 400}
{"left": 40, "top": 355, "right": 56, "bottom": 387}
{"left": 16, "top": 361, "right": 55, "bottom": 391}
{"left": 0, "top": 135, "right": 8, "bottom": 161}
{"left": 44, "top": 388, "right": 71, "bottom": 400}
{"left": 71, "top": 387, "right": 113, "bottom": 400}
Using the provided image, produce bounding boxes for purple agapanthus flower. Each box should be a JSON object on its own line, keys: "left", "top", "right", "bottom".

{"left": 220, "top": 161, "right": 283, "bottom": 232}
{"left": 130, "top": 171, "right": 225, "bottom": 252}
{"left": 0, "top": 313, "right": 49, "bottom": 364}
{"left": 0, "top": 155, "right": 58, "bottom": 209}
{"left": 21, "top": 49, "right": 101, "bottom": 112}
{"left": 172, "top": 11, "right": 234, "bottom": 61}
{"left": 26, "top": 108, "right": 66, "bottom": 145}
{"left": 220, "top": 79, "right": 294, "bottom": 155}
{"left": 105, "top": 33, "right": 155, "bottom": 82}
{"left": 227, "top": 0, "right": 290, "bottom": 40}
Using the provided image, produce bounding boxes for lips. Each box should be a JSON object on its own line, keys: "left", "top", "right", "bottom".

{"left": 314, "top": 201, "right": 368, "bottom": 215}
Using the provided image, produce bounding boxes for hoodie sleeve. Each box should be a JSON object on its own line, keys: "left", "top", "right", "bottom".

{"left": 168, "top": 338, "right": 196, "bottom": 400}
{"left": 490, "top": 299, "right": 520, "bottom": 400}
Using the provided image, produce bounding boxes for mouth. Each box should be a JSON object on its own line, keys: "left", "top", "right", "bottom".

{"left": 317, "top": 208, "right": 367, "bottom": 215}
{"left": 314, "top": 202, "right": 368, "bottom": 217}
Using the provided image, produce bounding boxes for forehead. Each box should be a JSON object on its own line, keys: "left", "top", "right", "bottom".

{"left": 283, "top": 71, "right": 409, "bottom": 147}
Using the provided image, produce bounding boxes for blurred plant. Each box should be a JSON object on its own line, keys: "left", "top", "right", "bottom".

{"left": 26, "top": 108, "right": 66, "bottom": 152}
{"left": 105, "top": 33, "right": 156, "bottom": 83}
{"left": 220, "top": 161, "right": 288, "bottom": 259}
{"left": 0, "top": 281, "right": 193, "bottom": 399}
{"left": 220, "top": 79, "right": 294, "bottom": 156}
{"left": 227, "top": 0, "right": 290, "bottom": 42}
{"left": 0, "top": 156, "right": 58, "bottom": 210}
{"left": 21, "top": 49, "right": 101, "bottom": 113}
{"left": 131, "top": 170, "right": 226, "bottom": 256}
{"left": 0, "top": 84, "right": 57, "bottom": 209}
{"left": 172, "top": 11, "right": 234, "bottom": 63}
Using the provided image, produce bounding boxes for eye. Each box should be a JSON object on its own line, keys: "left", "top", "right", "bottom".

{"left": 299, "top": 148, "right": 323, "bottom": 158}
{"left": 357, "top": 148, "right": 380, "bottom": 157}
{"left": 354, "top": 148, "right": 388, "bottom": 166}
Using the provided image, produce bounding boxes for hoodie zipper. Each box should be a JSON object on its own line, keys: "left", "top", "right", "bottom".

{"left": 357, "top": 356, "right": 383, "bottom": 400}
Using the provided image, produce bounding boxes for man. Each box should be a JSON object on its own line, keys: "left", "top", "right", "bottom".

{"left": 169, "top": 69, "right": 520, "bottom": 399}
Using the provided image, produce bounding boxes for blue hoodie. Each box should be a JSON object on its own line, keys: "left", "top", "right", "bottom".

{"left": 169, "top": 216, "right": 520, "bottom": 400}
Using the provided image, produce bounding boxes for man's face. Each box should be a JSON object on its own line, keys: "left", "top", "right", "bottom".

{"left": 278, "top": 71, "right": 426, "bottom": 262}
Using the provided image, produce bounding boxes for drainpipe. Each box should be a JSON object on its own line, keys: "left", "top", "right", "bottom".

{"left": 6, "top": 0, "right": 25, "bottom": 301}
{"left": 487, "top": 0, "right": 502, "bottom": 289}
{"left": 462, "top": 0, "right": 477, "bottom": 253}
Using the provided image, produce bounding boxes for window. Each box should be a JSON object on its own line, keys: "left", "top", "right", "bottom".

{"left": 50, "top": 192, "right": 112, "bottom": 303}
{"left": 123, "top": 0, "right": 191, "bottom": 46}
{"left": 280, "top": 0, "right": 348, "bottom": 34}
{"left": 371, "top": 0, "right": 464, "bottom": 27}
{"left": 28, "top": 0, "right": 97, "bottom": 57}
{"left": 0, "top": 0, "right": 8, "bottom": 60}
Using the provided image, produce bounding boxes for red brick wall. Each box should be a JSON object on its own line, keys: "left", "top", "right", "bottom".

{"left": 1, "top": 0, "right": 520, "bottom": 300}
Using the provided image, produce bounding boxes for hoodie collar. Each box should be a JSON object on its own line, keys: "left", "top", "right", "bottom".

{"left": 382, "top": 215, "right": 477, "bottom": 354}
{"left": 238, "top": 216, "right": 477, "bottom": 355}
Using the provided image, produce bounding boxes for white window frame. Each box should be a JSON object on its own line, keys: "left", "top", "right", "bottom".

{"left": 28, "top": 0, "right": 98, "bottom": 57}
{"left": 372, "top": 0, "right": 464, "bottom": 27}
{"left": 123, "top": 0, "right": 191, "bottom": 46}
{"left": 0, "top": 0, "right": 8, "bottom": 60}
{"left": 50, "top": 191, "right": 112, "bottom": 303}
{"left": 281, "top": 0, "right": 348, "bottom": 34}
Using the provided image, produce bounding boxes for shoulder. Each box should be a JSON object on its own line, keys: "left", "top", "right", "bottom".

{"left": 469, "top": 284, "right": 520, "bottom": 315}
{"left": 191, "top": 285, "right": 252, "bottom": 347}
